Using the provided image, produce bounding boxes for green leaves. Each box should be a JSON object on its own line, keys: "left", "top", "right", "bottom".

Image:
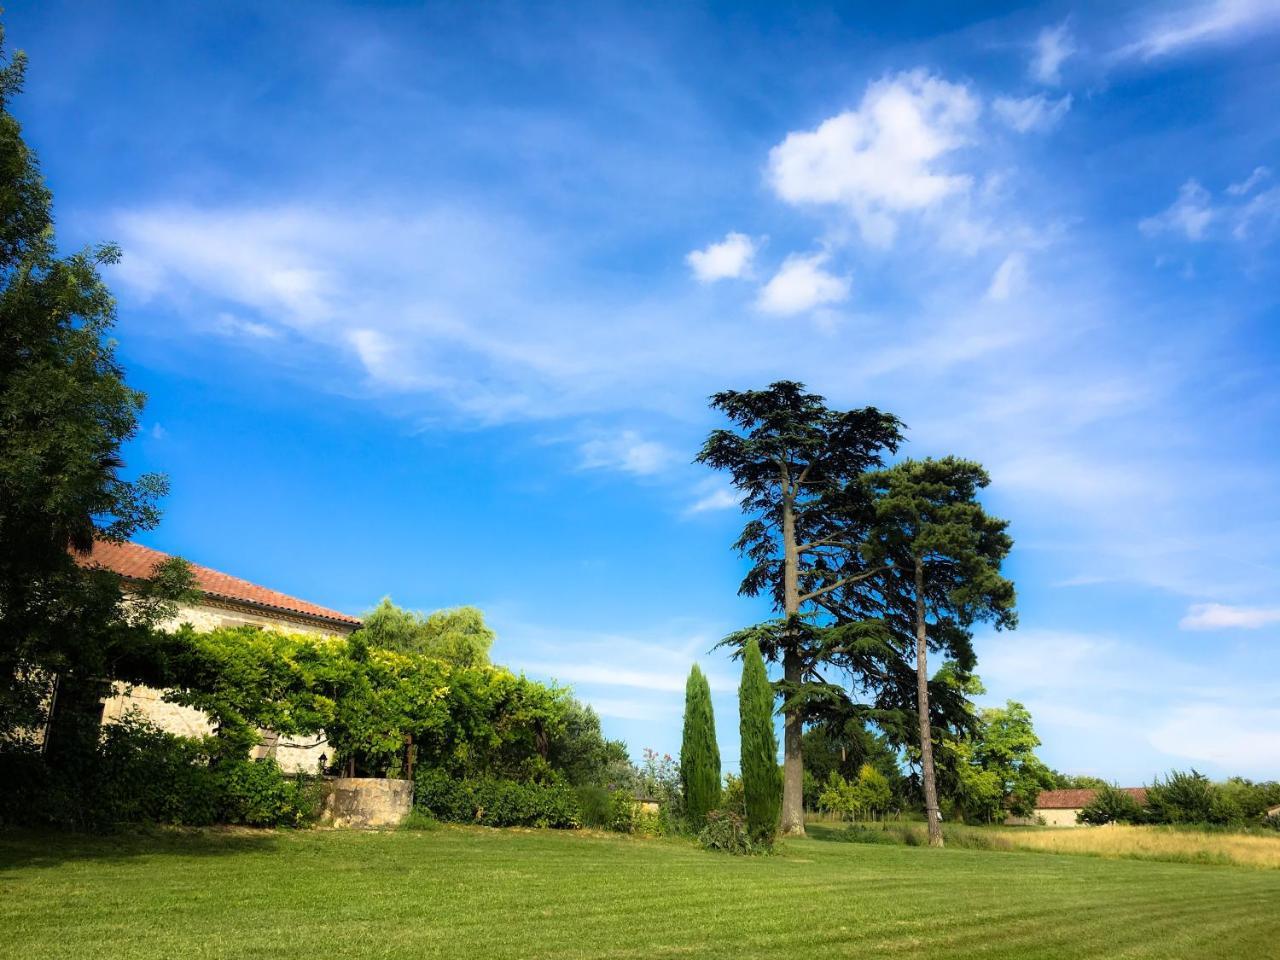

{"left": 680, "top": 664, "right": 721, "bottom": 828}
{"left": 738, "top": 638, "right": 781, "bottom": 842}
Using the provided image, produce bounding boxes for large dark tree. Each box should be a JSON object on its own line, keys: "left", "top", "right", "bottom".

{"left": 680, "top": 664, "right": 721, "bottom": 827}
{"left": 698, "top": 381, "right": 902, "bottom": 835}
{"left": 0, "top": 31, "right": 173, "bottom": 746}
{"left": 738, "top": 637, "right": 781, "bottom": 842}
{"left": 862, "top": 457, "right": 1016, "bottom": 846}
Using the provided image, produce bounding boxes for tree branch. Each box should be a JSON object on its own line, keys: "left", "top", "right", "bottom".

{"left": 798, "top": 567, "right": 886, "bottom": 603}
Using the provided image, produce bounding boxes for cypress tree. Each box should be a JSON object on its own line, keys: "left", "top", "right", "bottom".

{"left": 680, "top": 664, "right": 721, "bottom": 827}
{"left": 739, "top": 638, "right": 782, "bottom": 842}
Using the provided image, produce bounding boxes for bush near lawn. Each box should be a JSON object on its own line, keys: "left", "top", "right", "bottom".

{"left": 413, "top": 768, "right": 580, "bottom": 828}
{"left": 0, "top": 715, "right": 318, "bottom": 830}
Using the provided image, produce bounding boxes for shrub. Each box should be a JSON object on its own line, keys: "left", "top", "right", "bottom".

{"left": 398, "top": 808, "right": 439, "bottom": 831}
{"left": 697, "top": 808, "right": 767, "bottom": 855}
{"left": 1146, "top": 770, "right": 1217, "bottom": 824}
{"left": 414, "top": 769, "right": 580, "bottom": 828}
{"left": 606, "top": 789, "right": 636, "bottom": 832}
{"left": 575, "top": 784, "right": 613, "bottom": 828}
{"left": 0, "top": 715, "right": 316, "bottom": 830}
{"left": 214, "top": 758, "right": 320, "bottom": 827}
{"left": 1077, "top": 784, "right": 1145, "bottom": 826}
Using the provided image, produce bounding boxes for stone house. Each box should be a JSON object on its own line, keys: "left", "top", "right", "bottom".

{"left": 1019, "top": 787, "right": 1148, "bottom": 826}
{"left": 83, "top": 540, "right": 361, "bottom": 773}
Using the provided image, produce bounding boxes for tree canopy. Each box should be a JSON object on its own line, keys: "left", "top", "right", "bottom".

{"left": 356, "top": 598, "right": 494, "bottom": 668}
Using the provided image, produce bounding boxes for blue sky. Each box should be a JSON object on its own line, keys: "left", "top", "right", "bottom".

{"left": 10, "top": 0, "right": 1280, "bottom": 783}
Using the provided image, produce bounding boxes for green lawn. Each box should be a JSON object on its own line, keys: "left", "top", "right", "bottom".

{"left": 2, "top": 826, "right": 1278, "bottom": 959}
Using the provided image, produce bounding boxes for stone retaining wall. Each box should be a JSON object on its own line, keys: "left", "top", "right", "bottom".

{"left": 320, "top": 777, "right": 414, "bottom": 828}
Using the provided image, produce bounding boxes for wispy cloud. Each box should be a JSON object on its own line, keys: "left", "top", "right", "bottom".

{"left": 1030, "top": 21, "right": 1075, "bottom": 85}
{"left": 1179, "top": 602, "right": 1280, "bottom": 630}
{"left": 993, "top": 94, "right": 1072, "bottom": 134}
{"left": 1117, "top": 0, "right": 1280, "bottom": 61}
{"left": 686, "top": 231, "right": 757, "bottom": 282}
{"left": 1139, "top": 180, "right": 1215, "bottom": 240}
{"left": 579, "top": 430, "right": 676, "bottom": 476}
{"left": 984, "top": 251, "right": 1028, "bottom": 302}
{"left": 683, "top": 477, "right": 740, "bottom": 516}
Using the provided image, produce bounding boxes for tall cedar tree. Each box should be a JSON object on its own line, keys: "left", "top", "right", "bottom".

{"left": 0, "top": 31, "right": 176, "bottom": 747}
{"left": 738, "top": 638, "right": 782, "bottom": 842}
{"left": 680, "top": 664, "right": 721, "bottom": 827}
{"left": 862, "top": 458, "right": 1015, "bottom": 846}
{"left": 697, "top": 381, "right": 902, "bottom": 835}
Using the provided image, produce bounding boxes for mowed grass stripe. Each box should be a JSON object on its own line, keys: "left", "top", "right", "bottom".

{"left": 2, "top": 827, "right": 1279, "bottom": 960}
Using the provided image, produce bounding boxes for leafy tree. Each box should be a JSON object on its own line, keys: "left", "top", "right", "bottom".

{"left": 862, "top": 458, "right": 1016, "bottom": 846}
{"left": 698, "top": 381, "right": 903, "bottom": 835}
{"left": 1144, "top": 769, "right": 1218, "bottom": 825}
{"left": 0, "top": 30, "right": 169, "bottom": 745}
{"left": 544, "top": 697, "right": 629, "bottom": 787}
{"left": 680, "top": 664, "right": 721, "bottom": 827}
{"left": 802, "top": 720, "right": 904, "bottom": 810}
{"left": 1077, "top": 784, "right": 1145, "bottom": 825}
{"left": 356, "top": 598, "right": 494, "bottom": 667}
{"left": 959, "top": 700, "right": 1054, "bottom": 820}
{"left": 738, "top": 638, "right": 781, "bottom": 841}
{"left": 1048, "top": 771, "right": 1109, "bottom": 790}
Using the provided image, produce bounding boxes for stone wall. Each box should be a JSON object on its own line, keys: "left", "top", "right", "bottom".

{"left": 320, "top": 777, "right": 414, "bottom": 828}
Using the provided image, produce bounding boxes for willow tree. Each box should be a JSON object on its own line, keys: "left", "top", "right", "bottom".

{"left": 738, "top": 638, "right": 781, "bottom": 842}
{"left": 680, "top": 664, "right": 721, "bottom": 827}
{"left": 698, "top": 381, "right": 902, "bottom": 835}
{"left": 862, "top": 457, "right": 1016, "bottom": 847}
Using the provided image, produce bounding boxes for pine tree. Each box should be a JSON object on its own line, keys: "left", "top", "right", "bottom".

{"left": 680, "top": 664, "right": 721, "bottom": 827}
{"left": 738, "top": 638, "right": 781, "bottom": 842}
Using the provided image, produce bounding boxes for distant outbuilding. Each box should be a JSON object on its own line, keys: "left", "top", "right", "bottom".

{"left": 1008, "top": 788, "right": 1148, "bottom": 827}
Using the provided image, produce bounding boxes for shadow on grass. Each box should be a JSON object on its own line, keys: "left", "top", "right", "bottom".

{"left": 0, "top": 826, "right": 281, "bottom": 871}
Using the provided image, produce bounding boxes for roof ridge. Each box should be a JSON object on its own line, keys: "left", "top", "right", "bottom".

{"left": 78, "top": 540, "right": 361, "bottom": 627}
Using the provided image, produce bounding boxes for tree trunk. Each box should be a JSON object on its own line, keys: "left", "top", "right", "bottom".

{"left": 779, "top": 486, "right": 805, "bottom": 836}
{"left": 915, "top": 557, "right": 944, "bottom": 848}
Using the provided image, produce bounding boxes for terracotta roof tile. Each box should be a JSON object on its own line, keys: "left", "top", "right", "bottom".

{"left": 1035, "top": 787, "right": 1147, "bottom": 809}
{"left": 79, "top": 540, "right": 361, "bottom": 628}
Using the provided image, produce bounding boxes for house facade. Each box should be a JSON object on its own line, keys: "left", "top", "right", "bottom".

{"left": 84, "top": 540, "right": 361, "bottom": 773}
{"left": 1017, "top": 787, "right": 1149, "bottom": 826}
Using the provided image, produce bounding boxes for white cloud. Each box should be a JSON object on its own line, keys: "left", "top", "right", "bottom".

{"left": 756, "top": 252, "right": 851, "bottom": 315}
{"left": 993, "top": 94, "right": 1072, "bottom": 133}
{"left": 579, "top": 430, "right": 675, "bottom": 476}
{"left": 1226, "top": 165, "right": 1271, "bottom": 196}
{"left": 1031, "top": 22, "right": 1076, "bottom": 85}
{"left": 985, "top": 251, "right": 1028, "bottom": 301}
{"left": 1149, "top": 703, "right": 1280, "bottom": 769}
{"left": 684, "top": 478, "right": 740, "bottom": 516}
{"left": 1139, "top": 180, "right": 1215, "bottom": 240}
{"left": 149, "top": 423, "right": 167, "bottom": 441}
{"left": 1119, "top": 0, "right": 1280, "bottom": 61}
{"left": 767, "top": 70, "right": 980, "bottom": 246}
{"left": 1179, "top": 602, "right": 1280, "bottom": 630}
{"left": 686, "top": 231, "right": 757, "bottom": 282}
{"left": 212, "top": 312, "right": 280, "bottom": 340}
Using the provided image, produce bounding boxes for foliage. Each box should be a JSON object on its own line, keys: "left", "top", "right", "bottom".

{"left": 397, "top": 808, "right": 440, "bottom": 832}
{"left": 861, "top": 457, "right": 1016, "bottom": 845}
{"left": 816, "top": 765, "right": 893, "bottom": 821}
{"left": 544, "top": 697, "right": 630, "bottom": 787}
{"left": 354, "top": 598, "right": 494, "bottom": 667}
{"left": 699, "top": 381, "right": 904, "bottom": 835}
{"left": 1145, "top": 769, "right": 1217, "bottom": 825}
{"left": 737, "top": 637, "right": 781, "bottom": 842}
{"left": 606, "top": 789, "right": 638, "bottom": 832}
{"left": 574, "top": 784, "right": 614, "bottom": 828}
{"left": 721, "top": 773, "right": 746, "bottom": 816}
{"left": 0, "top": 714, "right": 315, "bottom": 830}
{"left": 680, "top": 665, "right": 721, "bottom": 828}
{"left": 942, "top": 698, "right": 1054, "bottom": 822}
{"left": 413, "top": 768, "right": 580, "bottom": 828}
{"left": 0, "top": 29, "right": 181, "bottom": 744}
{"left": 697, "top": 808, "right": 768, "bottom": 855}
{"left": 1078, "top": 785, "right": 1146, "bottom": 826}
